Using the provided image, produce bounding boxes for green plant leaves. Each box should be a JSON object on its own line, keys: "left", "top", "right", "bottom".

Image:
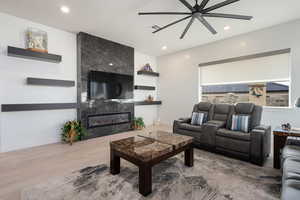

{"left": 61, "top": 120, "right": 87, "bottom": 143}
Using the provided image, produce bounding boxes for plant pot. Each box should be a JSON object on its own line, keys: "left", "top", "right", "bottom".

{"left": 133, "top": 125, "right": 143, "bottom": 130}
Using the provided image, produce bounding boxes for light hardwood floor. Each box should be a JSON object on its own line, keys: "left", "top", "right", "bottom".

{"left": 0, "top": 125, "right": 172, "bottom": 200}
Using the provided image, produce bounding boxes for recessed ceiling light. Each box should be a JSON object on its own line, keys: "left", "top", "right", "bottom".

{"left": 240, "top": 42, "right": 247, "bottom": 47}
{"left": 184, "top": 54, "right": 191, "bottom": 59}
{"left": 60, "top": 6, "right": 70, "bottom": 14}
{"left": 162, "top": 46, "right": 167, "bottom": 50}
{"left": 224, "top": 25, "right": 230, "bottom": 31}
{"left": 109, "top": 63, "right": 114, "bottom": 66}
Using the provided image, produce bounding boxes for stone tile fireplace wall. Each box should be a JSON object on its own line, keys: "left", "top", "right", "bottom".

{"left": 77, "top": 32, "right": 134, "bottom": 139}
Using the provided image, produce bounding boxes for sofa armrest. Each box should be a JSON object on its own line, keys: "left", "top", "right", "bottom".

{"left": 173, "top": 118, "right": 191, "bottom": 133}
{"left": 252, "top": 125, "right": 270, "bottom": 131}
{"left": 178, "top": 118, "right": 191, "bottom": 123}
{"left": 286, "top": 136, "right": 300, "bottom": 146}
{"left": 250, "top": 125, "right": 271, "bottom": 166}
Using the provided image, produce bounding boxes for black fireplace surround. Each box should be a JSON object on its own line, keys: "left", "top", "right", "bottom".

{"left": 77, "top": 32, "right": 135, "bottom": 139}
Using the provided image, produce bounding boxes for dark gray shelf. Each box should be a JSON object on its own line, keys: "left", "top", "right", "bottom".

{"left": 134, "top": 85, "right": 155, "bottom": 90}
{"left": 27, "top": 77, "right": 75, "bottom": 87}
{"left": 134, "top": 101, "right": 162, "bottom": 106}
{"left": 137, "top": 70, "right": 159, "bottom": 77}
{"left": 1, "top": 103, "right": 77, "bottom": 112}
{"left": 7, "top": 46, "right": 62, "bottom": 63}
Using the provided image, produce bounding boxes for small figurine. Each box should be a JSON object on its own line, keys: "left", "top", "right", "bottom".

{"left": 146, "top": 95, "right": 154, "bottom": 102}
{"left": 282, "top": 123, "right": 291, "bottom": 131}
{"left": 142, "top": 63, "right": 153, "bottom": 72}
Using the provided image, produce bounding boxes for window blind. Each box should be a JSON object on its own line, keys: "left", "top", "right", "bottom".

{"left": 200, "top": 53, "right": 290, "bottom": 85}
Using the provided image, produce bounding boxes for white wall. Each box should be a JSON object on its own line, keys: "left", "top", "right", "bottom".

{"left": 0, "top": 13, "right": 160, "bottom": 152}
{"left": 0, "top": 13, "right": 77, "bottom": 152}
{"left": 158, "top": 19, "right": 300, "bottom": 130}
{"left": 134, "top": 51, "right": 159, "bottom": 126}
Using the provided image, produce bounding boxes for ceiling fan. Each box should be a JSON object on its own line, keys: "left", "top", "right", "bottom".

{"left": 138, "top": 0, "right": 253, "bottom": 39}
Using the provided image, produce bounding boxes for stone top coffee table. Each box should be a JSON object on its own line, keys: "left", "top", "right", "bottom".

{"left": 110, "top": 131, "right": 194, "bottom": 196}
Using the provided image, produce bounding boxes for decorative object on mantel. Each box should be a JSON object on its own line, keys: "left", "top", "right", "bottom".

{"left": 146, "top": 94, "right": 154, "bottom": 102}
{"left": 141, "top": 63, "right": 153, "bottom": 72}
{"left": 133, "top": 117, "right": 146, "bottom": 130}
{"left": 295, "top": 97, "right": 300, "bottom": 107}
{"left": 26, "top": 28, "right": 48, "bottom": 53}
{"left": 61, "top": 120, "right": 87, "bottom": 145}
{"left": 281, "top": 123, "right": 292, "bottom": 131}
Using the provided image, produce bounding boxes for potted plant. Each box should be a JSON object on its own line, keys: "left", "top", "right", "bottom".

{"left": 61, "top": 120, "right": 87, "bottom": 145}
{"left": 133, "top": 117, "right": 146, "bottom": 130}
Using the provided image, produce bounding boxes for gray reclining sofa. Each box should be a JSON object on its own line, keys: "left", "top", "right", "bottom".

{"left": 173, "top": 102, "right": 271, "bottom": 166}
{"left": 281, "top": 137, "right": 300, "bottom": 200}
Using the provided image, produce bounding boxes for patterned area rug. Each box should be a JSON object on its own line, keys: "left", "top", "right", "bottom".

{"left": 22, "top": 149, "right": 281, "bottom": 200}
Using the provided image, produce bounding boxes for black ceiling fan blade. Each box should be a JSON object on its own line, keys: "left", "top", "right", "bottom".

{"left": 203, "top": 13, "right": 253, "bottom": 20}
{"left": 139, "top": 12, "right": 191, "bottom": 15}
{"left": 153, "top": 15, "right": 192, "bottom": 34}
{"left": 195, "top": 15, "right": 217, "bottom": 34}
{"left": 180, "top": 17, "right": 195, "bottom": 39}
{"left": 199, "top": 0, "right": 210, "bottom": 9}
{"left": 178, "top": 0, "right": 195, "bottom": 11}
{"left": 202, "top": 0, "right": 240, "bottom": 13}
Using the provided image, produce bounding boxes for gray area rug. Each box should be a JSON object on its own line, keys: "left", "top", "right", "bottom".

{"left": 22, "top": 149, "right": 281, "bottom": 200}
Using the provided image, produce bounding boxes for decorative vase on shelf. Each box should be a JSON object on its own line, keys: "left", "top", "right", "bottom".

{"left": 146, "top": 95, "right": 154, "bottom": 102}
{"left": 141, "top": 63, "right": 153, "bottom": 72}
{"left": 26, "top": 27, "right": 48, "bottom": 53}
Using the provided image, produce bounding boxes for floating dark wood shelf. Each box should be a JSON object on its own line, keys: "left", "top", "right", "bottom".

{"left": 134, "top": 101, "right": 162, "bottom": 106}
{"left": 137, "top": 70, "right": 159, "bottom": 77}
{"left": 134, "top": 85, "right": 155, "bottom": 90}
{"left": 1, "top": 103, "right": 77, "bottom": 112}
{"left": 7, "top": 46, "right": 62, "bottom": 63}
{"left": 27, "top": 77, "right": 75, "bottom": 87}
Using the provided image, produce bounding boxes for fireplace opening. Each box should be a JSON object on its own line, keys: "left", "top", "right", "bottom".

{"left": 87, "top": 112, "right": 131, "bottom": 129}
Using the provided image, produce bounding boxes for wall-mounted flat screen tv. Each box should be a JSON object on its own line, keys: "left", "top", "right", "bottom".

{"left": 88, "top": 71, "right": 133, "bottom": 100}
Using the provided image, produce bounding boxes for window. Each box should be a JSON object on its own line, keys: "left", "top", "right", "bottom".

{"left": 201, "top": 81, "right": 289, "bottom": 107}
{"left": 199, "top": 52, "right": 291, "bottom": 107}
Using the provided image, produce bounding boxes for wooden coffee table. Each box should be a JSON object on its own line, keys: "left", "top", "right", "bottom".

{"left": 110, "top": 131, "right": 193, "bottom": 196}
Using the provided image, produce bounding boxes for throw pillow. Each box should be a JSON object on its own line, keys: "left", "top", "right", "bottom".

{"left": 231, "top": 114, "right": 251, "bottom": 133}
{"left": 191, "top": 112, "right": 207, "bottom": 126}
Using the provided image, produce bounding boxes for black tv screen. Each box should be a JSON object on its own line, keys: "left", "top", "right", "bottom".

{"left": 88, "top": 71, "right": 133, "bottom": 100}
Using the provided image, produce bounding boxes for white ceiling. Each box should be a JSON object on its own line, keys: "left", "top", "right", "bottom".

{"left": 1, "top": 0, "right": 300, "bottom": 56}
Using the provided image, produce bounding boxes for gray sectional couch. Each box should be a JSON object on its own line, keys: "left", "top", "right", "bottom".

{"left": 173, "top": 102, "right": 271, "bottom": 166}
{"left": 281, "top": 137, "right": 300, "bottom": 200}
